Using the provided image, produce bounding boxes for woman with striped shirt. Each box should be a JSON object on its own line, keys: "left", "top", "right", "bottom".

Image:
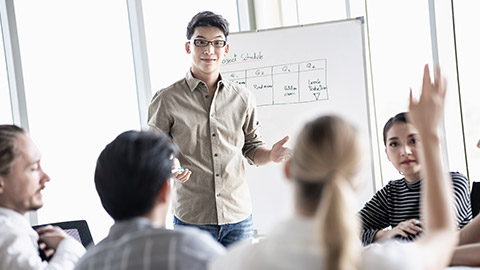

{"left": 359, "top": 111, "right": 472, "bottom": 246}
{"left": 211, "top": 65, "right": 458, "bottom": 270}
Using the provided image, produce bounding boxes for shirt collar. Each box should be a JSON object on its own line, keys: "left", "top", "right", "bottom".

{"left": 185, "top": 70, "right": 227, "bottom": 92}
{"left": 109, "top": 216, "right": 159, "bottom": 237}
{"left": 0, "top": 206, "right": 29, "bottom": 222}
{"left": 404, "top": 178, "right": 422, "bottom": 190}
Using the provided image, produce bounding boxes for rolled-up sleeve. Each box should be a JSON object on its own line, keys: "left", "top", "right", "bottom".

{"left": 242, "top": 92, "right": 265, "bottom": 165}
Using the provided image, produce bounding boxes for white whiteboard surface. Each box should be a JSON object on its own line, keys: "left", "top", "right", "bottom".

{"left": 221, "top": 18, "right": 376, "bottom": 235}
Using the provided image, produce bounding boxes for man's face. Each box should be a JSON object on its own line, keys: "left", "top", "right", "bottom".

{"left": 0, "top": 134, "right": 50, "bottom": 214}
{"left": 186, "top": 26, "right": 229, "bottom": 79}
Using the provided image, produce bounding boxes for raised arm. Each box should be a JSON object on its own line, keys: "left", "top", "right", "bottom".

{"left": 408, "top": 64, "right": 457, "bottom": 269}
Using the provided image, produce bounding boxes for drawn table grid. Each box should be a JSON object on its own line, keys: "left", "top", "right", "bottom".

{"left": 223, "top": 59, "right": 328, "bottom": 106}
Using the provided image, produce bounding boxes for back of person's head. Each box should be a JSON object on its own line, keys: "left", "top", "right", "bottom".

{"left": 0, "top": 125, "right": 26, "bottom": 177}
{"left": 289, "top": 115, "right": 361, "bottom": 270}
{"left": 95, "top": 130, "right": 177, "bottom": 221}
{"left": 186, "top": 11, "right": 230, "bottom": 40}
{"left": 383, "top": 112, "right": 408, "bottom": 145}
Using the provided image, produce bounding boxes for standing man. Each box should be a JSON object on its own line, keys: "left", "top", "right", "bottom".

{"left": 0, "top": 125, "right": 85, "bottom": 269}
{"left": 147, "top": 11, "right": 291, "bottom": 247}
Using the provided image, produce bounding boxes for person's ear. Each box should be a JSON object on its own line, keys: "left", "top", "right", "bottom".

{"left": 185, "top": 41, "right": 191, "bottom": 54}
{"left": 156, "top": 180, "right": 171, "bottom": 204}
{"left": 0, "top": 176, "right": 4, "bottom": 194}
{"left": 224, "top": 43, "right": 229, "bottom": 56}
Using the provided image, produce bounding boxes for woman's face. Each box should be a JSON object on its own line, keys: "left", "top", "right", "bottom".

{"left": 385, "top": 122, "right": 421, "bottom": 182}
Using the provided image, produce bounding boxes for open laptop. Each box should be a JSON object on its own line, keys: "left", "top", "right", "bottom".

{"left": 32, "top": 219, "right": 94, "bottom": 248}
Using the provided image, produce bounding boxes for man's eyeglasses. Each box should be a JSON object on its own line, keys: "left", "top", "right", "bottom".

{"left": 191, "top": 39, "right": 227, "bottom": 48}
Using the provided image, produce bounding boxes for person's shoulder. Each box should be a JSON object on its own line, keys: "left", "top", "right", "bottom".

{"left": 449, "top": 171, "right": 467, "bottom": 179}
{"left": 384, "top": 177, "right": 409, "bottom": 189}
{"left": 149, "top": 79, "right": 188, "bottom": 110}
{"left": 372, "top": 178, "right": 404, "bottom": 193}
{"left": 450, "top": 172, "right": 470, "bottom": 192}
{"left": 0, "top": 215, "right": 35, "bottom": 241}
{"left": 0, "top": 225, "right": 32, "bottom": 246}
{"left": 450, "top": 171, "right": 469, "bottom": 185}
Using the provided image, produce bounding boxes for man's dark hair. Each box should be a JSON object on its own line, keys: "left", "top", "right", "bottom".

{"left": 95, "top": 130, "right": 177, "bottom": 221}
{"left": 186, "top": 11, "right": 230, "bottom": 40}
{"left": 0, "top": 125, "right": 26, "bottom": 176}
{"left": 383, "top": 112, "right": 409, "bottom": 145}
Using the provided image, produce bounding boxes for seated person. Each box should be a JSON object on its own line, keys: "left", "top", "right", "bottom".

{"left": 74, "top": 130, "right": 225, "bottom": 270}
{"left": 210, "top": 64, "right": 458, "bottom": 270}
{"left": 0, "top": 125, "right": 85, "bottom": 269}
{"left": 358, "top": 111, "right": 471, "bottom": 245}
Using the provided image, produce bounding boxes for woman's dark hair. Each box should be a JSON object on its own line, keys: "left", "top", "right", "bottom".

{"left": 94, "top": 130, "right": 177, "bottom": 221}
{"left": 383, "top": 112, "right": 409, "bottom": 145}
{"left": 186, "top": 11, "right": 230, "bottom": 40}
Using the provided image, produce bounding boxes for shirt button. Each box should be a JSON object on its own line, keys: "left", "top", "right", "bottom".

{"left": 216, "top": 193, "right": 220, "bottom": 197}
{"left": 216, "top": 173, "right": 219, "bottom": 177}
{"left": 205, "top": 95, "right": 209, "bottom": 98}
{"left": 214, "top": 153, "right": 218, "bottom": 157}
{"left": 212, "top": 133, "right": 216, "bottom": 137}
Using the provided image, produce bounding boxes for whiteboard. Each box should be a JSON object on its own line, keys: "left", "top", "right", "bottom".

{"left": 220, "top": 18, "right": 376, "bottom": 235}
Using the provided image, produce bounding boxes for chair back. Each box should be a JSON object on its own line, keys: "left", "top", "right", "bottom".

{"left": 471, "top": 181, "right": 480, "bottom": 218}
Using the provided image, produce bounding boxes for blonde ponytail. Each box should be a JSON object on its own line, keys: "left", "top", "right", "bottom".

{"left": 289, "top": 115, "right": 362, "bottom": 270}
{"left": 316, "top": 175, "right": 360, "bottom": 270}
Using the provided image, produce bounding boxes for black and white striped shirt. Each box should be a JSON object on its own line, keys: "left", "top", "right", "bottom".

{"left": 359, "top": 171, "right": 472, "bottom": 246}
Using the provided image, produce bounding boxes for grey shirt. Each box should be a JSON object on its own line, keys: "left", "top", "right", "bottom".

{"left": 148, "top": 71, "right": 265, "bottom": 225}
{"left": 74, "top": 217, "right": 225, "bottom": 270}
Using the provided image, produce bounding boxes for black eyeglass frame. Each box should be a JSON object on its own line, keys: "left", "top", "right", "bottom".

{"left": 190, "top": 39, "right": 227, "bottom": 48}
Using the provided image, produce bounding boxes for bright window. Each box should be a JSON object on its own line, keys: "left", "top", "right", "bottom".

{"left": 142, "top": 0, "right": 239, "bottom": 95}
{"left": 0, "top": 26, "right": 12, "bottom": 124}
{"left": 454, "top": 1, "right": 480, "bottom": 181}
{"left": 365, "top": 0, "right": 433, "bottom": 185}
{"left": 297, "top": 0, "right": 346, "bottom": 24}
{"left": 14, "top": 1, "right": 140, "bottom": 243}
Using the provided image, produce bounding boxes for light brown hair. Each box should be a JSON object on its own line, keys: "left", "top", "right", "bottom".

{"left": 0, "top": 125, "right": 26, "bottom": 176}
{"left": 290, "top": 115, "right": 361, "bottom": 270}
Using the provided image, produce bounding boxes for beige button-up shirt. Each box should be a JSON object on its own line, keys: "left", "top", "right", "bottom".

{"left": 147, "top": 71, "right": 265, "bottom": 225}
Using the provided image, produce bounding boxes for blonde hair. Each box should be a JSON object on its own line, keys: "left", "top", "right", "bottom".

{"left": 290, "top": 115, "right": 361, "bottom": 270}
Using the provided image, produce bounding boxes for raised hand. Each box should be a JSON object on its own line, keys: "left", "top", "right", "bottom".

{"left": 408, "top": 64, "right": 447, "bottom": 134}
